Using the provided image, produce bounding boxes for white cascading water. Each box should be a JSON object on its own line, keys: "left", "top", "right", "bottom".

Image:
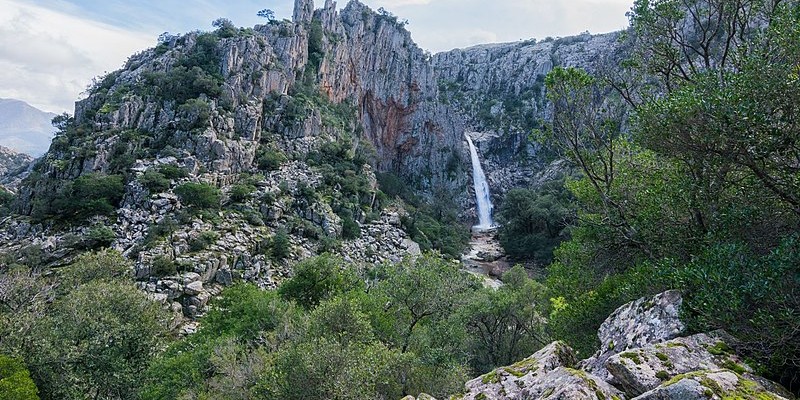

{"left": 465, "top": 134, "right": 495, "bottom": 229}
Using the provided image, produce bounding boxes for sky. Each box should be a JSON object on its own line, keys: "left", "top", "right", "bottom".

{"left": 0, "top": 0, "right": 634, "bottom": 114}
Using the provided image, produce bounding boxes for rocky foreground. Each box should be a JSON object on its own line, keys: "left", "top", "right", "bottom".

{"left": 405, "top": 290, "right": 795, "bottom": 400}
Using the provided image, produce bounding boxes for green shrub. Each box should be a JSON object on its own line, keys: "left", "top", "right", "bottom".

{"left": 158, "top": 165, "right": 189, "bottom": 180}
{"left": 49, "top": 173, "right": 125, "bottom": 222}
{"left": 189, "top": 231, "right": 219, "bottom": 252}
{"left": 278, "top": 254, "right": 361, "bottom": 309}
{"left": 270, "top": 229, "right": 291, "bottom": 261}
{"left": 497, "top": 182, "right": 573, "bottom": 264}
{"left": 29, "top": 281, "right": 168, "bottom": 400}
{"left": 669, "top": 237, "right": 800, "bottom": 376}
{"left": 177, "top": 98, "right": 212, "bottom": 130}
{"left": 175, "top": 182, "right": 221, "bottom": 210}
{"left": 0, "top": 189, "right": 15, "bottom": 217}
{"left": 338, "top": 209, "right": 361, "bottom": 239}
{"left": 150, "top": 256, "right": 177, "bottom": 277}
{"left": 139, "top": 170, "right": 170, "bottom": 193}
{"left": 229, "top": 183, "right": 256, "bottom": 203}
{"left": 84, "top": 224, "right": 116, "bottom": 249}
{"left": 0, "top": 355, "right": 39, "bottom": 400}
{"left": 256, "top": 147, "right": 287, "bottom": 171}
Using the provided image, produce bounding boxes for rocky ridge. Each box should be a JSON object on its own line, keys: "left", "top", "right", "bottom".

{"left": 406, "top": 290, "right": 794, "bottom": 400}
{"left": 1, "top": 0, "right": 621, "bottom": 322}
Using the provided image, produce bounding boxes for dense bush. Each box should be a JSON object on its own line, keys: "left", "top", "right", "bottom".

{"left": 533, "top": 2, "right": 800, "bottom": 390}
{"left": 37, "top": 173, "right": 125, "bottom": 223}
{"left": 0, "top": 355, "right": 39, "bottom": 400}
{"left": 270, "top": 229, "right": 291, "bottom": 261}
{"left": 138, "top": 170, "right": 170, "bottom": 193}
{"left": 497, "top": 180, "right": 573, "bottom": 264}
{"left": 174, "top": 182, "right": 221, "bottom": 210}
{"left": 188, "top": 231, "right": 219, "bottom": 252}
{"left": 141, "top": 253, "right": 548, "bottom": 399}
{"left": 157, "top": 164, "right": 189, "bottom": 180}
{"left": 0, "top": 251, "right": 168, "bottom": 400}
{"left": 0, "top": 189, "right": 14, "bottom": 217}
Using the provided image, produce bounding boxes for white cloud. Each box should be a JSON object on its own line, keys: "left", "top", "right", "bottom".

{"left": 358, "top": 0, "right": 633, "bottom": 52}
{"left": 0, "top": 0, "right": 154, "bottom": 113}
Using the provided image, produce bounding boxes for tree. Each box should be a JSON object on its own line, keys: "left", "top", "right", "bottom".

{"left": 256, "top": 8, "right": 275, "bottom": 21}
{"left": 627, "top": 0, "right": 783, "bottom": 92}
{"left": 174, "top": 182, "right": 221, "bottom": 210}
{"left": 497, "top": 181, "right": 573, "bottom": 264}
{"left": 278, "top": 254, "right": 361, "bottom": 309}
{"left": 542, "top": 67, "right": 645, "bottom": 254}
{"left": 28, "top": 281, "right": 169, "bottom": 400}
{"left": 212, "top": 17, "right": 237, "bottom": 38}
{"left": 461, "top": 266, "right": 549, "bottom": 372}
{"left": 374, "top": 254, "right": 477, "bottom": 354}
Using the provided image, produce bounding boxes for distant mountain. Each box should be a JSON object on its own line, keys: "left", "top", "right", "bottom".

{"left": 0, "top": 98, "right": 57, "bottom": 156}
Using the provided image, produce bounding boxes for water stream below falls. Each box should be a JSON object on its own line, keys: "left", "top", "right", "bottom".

{"left": 465, "top": 134, "right": 495, "bottom": 229}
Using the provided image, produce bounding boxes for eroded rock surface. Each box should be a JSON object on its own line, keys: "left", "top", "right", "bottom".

{"left": 582, "top": 290, "right": 685, "bottom": 381}
{"left": 454, "top": 291, "right": 794, "bottom": 400}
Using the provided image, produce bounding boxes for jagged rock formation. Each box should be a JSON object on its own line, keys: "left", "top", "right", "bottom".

{"left": 0, "top": 145, "right": 33, "bottom": 192}
{"left": 0, "top": 145, "right": 33, "bottom": 178}
{"left": 442, "top": 291, "right": 794, "bottom": 400}
{"left": 0, "top": 0, "right": 622, "bottom": 320}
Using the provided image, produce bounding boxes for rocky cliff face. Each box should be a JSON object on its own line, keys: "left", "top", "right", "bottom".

{"left": 14, "top": 0, "right": 622, "bottom": 222}
{"left": 1, "top": 0, "right": 624, "bottom": 319}
{"left": 0, "top": 145, "right": 33, "bottom": 191}
{"left": 409, "top": 291, "right": 795, "bottom": 400}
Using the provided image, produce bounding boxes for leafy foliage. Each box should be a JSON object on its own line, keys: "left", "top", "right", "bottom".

{"left": 497, "top": 181, "right": 573, "bottom": 264}
{"left": 0, "top": 355, "right": 39, "bottom": 400}
{"left": 174, "top": 182, "right": 221, "bottom": 210}
{"left": 533, "top": 1, "right": 800, "bottom": 389}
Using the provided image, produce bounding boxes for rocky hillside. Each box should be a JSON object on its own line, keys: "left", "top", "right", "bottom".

{"left": 0, "top": 145, "right": 33, "bottom": 192}
{"left": 0, "top": 0, "right": 622, "bottom": 323}
{"left": 409, "top": 291, "right": 795, "bottom": 400}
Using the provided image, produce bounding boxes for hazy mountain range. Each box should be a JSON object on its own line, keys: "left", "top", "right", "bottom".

{"left": 0, "top": 98, "right": 57, "bottom": 156}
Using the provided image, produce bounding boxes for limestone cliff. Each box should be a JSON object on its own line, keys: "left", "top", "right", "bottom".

{"left": 2, "top": 0, "right": 623, "bottom": 319}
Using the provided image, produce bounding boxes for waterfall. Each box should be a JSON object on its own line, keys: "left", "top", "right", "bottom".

{"left": 465, "top": 134, "right": 495, "bottom": 229}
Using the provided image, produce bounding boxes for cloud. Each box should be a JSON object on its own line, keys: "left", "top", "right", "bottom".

{"left": 0, "top": 0, "right": 154, "bottom": 113}
{"left": 358, "top": 0, "right": 633, "bottom": 52}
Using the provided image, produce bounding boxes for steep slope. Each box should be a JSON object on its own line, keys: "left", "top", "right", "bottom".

{"left": 2, "top": 0, "right": 622, "bottom": 316}
{"left": 0, "top": 98, "right": 57, "bottom": 156}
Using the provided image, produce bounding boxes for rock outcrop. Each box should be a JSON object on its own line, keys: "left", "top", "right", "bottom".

{"left": 443, "top": 291, "right": 794, "bottom": 400}
{"left": 0, "top": 145, "right": 33, "bottom": 191}
{"left": 582, "top": 290, "right": 686, "bottom": 381}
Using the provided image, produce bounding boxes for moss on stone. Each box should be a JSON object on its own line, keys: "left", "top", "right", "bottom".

{"left": 721, "top": 359, "right": 747, "bottom": 374}
{"left": 707, "top": 341, "right": 733, "bottom": 356}
{"left": 656, "top": 370, "right": 670, "bottom": 380}
{"left": 481, "top": 370, "right": 500, "bottom": 384}
{"left": 620, "top": 351, "right": 642, "bottom": 365}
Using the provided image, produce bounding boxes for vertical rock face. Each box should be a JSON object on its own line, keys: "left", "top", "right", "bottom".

{"left": 14, "top": 0, "right": 625, "bottom": 221}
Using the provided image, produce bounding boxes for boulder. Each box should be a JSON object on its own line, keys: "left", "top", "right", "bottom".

{"left": 184, "top": 280, "right": 203, "bottom": 295}
{"left": 460, "top": 341, "right": 623, "bottom": 400}
{"left": 605, "top": 331, "right": 751, "bottom": 396}
{"left": 632, "top": 370, "right": 791, "bottom": 400}
{"left": 582, "top": 290, "right": 685, "bottom": 380}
